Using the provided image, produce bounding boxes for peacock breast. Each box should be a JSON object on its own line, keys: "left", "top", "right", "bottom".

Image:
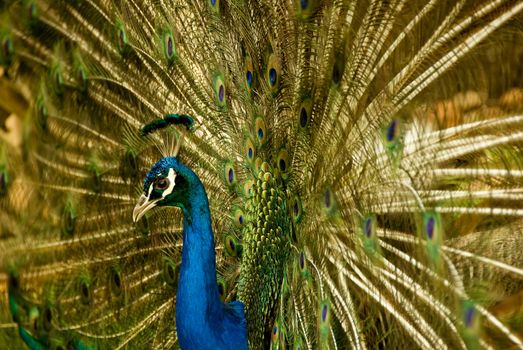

{"left": 237, "top": 162, "right": 291, "bottom": 347}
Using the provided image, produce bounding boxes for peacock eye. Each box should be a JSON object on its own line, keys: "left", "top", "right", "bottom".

{"left": 154, "top": 178, "right": 169, "bottom": 190}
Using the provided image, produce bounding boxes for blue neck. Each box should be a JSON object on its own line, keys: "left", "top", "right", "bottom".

{"left": 171, "top": 162, "right": 247, "bottom": 349}
{"left": 175, "top": 173, "right": 223, "bottom": 340}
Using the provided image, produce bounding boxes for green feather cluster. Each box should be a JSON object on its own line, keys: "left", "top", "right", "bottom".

{"left": 0, "top": 0, "right": 522, "bottom": 349}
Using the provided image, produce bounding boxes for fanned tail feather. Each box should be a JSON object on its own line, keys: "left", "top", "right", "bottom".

{"left": 0, "top": 0, "right": 522, "bottom": 349}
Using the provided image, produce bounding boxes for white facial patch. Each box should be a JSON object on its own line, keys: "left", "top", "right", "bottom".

{"left": 146, "top": 181, "right": 154, "bottom": 199}
{"left": 162, "top": 168, "right": 176, "bottom": 198}
{"left": 144, "top": 168, "right": 177, "bottom": 202}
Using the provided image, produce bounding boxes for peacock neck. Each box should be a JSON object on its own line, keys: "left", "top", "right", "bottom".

{"left": 176, "top": 174, "right": 222, "bottom": 337}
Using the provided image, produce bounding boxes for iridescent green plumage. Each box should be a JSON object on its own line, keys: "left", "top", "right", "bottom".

{"left": 238, "top": 162, "right": 290, "bottom": 348}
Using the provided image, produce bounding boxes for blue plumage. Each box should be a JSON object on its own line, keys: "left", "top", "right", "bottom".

{"left": 139, "top": 157, "right": 248, "bottom": 350}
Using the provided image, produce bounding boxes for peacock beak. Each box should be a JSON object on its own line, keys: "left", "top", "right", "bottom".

{"left": 132, "top": 194, "right": 160, "bottom": 223}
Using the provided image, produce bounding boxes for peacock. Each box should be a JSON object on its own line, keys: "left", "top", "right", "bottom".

{"left": 0, "top": 0, "right": 523, "bottom": 348}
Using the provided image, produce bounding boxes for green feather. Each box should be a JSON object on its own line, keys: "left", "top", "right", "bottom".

{"left": 0, "top": 1, "right": 522, "bottom": 349}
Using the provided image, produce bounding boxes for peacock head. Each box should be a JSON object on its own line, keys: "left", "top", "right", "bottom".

{"left": 132, "top": 157, "right": 192, "bottom": 222}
